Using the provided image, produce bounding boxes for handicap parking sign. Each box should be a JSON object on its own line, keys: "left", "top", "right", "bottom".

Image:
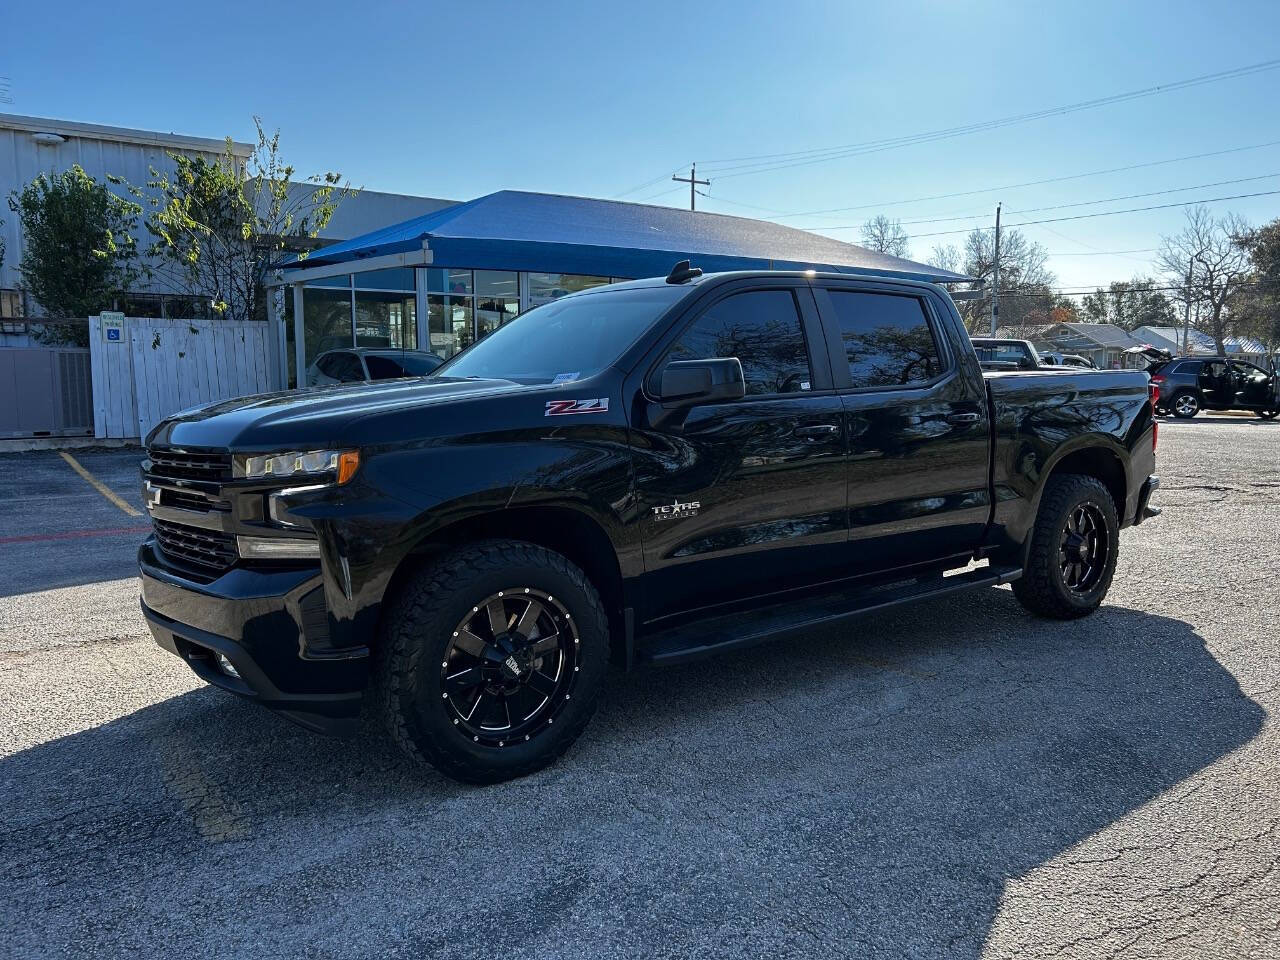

{"left": 100, "top": 311, "right": 124, "bottom": 344}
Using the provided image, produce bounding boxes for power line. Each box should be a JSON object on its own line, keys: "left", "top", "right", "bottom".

{"left": 692, "top": 59, "right": 1280, "bottom": 180}
{"left": 893, "top": 172, "right": 1280, "bottom": 226}
{"left": 1044, "top": 249, "right": 1157, "bottom": 256}
{"left": 614, "top": 166, "right": 689, "bottom": 199}
{"left": 813, "top": 188, "right": 1280, "bottom": 237}
{"left": 704, "top": 139, "right": 1280, "bottom": 219}
{"left": 967, "top": 278, "right": 1280, "bottom": 298}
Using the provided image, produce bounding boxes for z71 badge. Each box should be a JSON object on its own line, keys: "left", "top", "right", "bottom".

{"left": 545, "top": 398, "right": 609, "bottom": 416}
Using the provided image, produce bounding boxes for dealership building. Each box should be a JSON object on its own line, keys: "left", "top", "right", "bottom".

{"left": 271, "top": 189, "right": 967, "bottom": 387}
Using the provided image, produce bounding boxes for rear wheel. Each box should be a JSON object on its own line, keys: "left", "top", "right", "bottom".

{"left": 1012, "top": 474, "right": 1119, "bottom": 620}
{"left": 375, "top": 540, "right": 610, "bottom": 784}
{"left": 1171, "top": 391, "right": 1200, "bottom": 418}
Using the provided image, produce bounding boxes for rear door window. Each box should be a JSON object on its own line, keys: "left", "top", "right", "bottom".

{"left": 827, "top": 291, "right": 945, "bottom": 388}
{"left": 327, "top": 352, "right": 364, "bottom": 381}
{"left": 364, "top": 355, "right": 406, "bottom": 380}
{"left": 666, "top": 289, "right": 812, "bottom": 396}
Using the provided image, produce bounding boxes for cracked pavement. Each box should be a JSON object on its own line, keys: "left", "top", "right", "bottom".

{"left": 2, "top": 418, "right": 1278, "bottom": 959}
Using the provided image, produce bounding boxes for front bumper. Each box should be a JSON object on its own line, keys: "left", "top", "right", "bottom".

{"left": 1133, "top": 474, "right": 1161, "bottom": 526}
{"left": 139, "top": 538, "right": 368, "bottom": 734}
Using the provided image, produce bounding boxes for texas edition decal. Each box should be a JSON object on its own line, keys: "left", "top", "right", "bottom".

{"left": 545, "top": 398, "right": 609, "bottom": 416}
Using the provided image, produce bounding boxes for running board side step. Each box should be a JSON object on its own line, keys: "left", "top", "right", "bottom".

{"left": 640, "top": 564, "right": 1022, "bottom": 666}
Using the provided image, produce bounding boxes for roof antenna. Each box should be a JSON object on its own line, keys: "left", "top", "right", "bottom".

{"left": 666, "top": 260, "right": 703, "bottom": 284}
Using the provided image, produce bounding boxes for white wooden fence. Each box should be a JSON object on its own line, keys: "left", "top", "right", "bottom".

{"left": 89, "top": 316, "right": 279, "bottom": 440}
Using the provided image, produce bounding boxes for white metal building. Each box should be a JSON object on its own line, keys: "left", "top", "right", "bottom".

{"left": 0, "top": 112, "right": 456, "bottom": 320}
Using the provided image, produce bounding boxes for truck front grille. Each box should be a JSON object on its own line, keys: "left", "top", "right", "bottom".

{"left": 152, "top": 518, "right": 238, "bottom": 572}
{"left": 147, "top": 448, "right": 233, "bottom": 485}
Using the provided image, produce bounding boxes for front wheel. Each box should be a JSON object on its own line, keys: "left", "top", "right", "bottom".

{"left": 1259, "top": 407, "right": 1279, "bottom": 420}
{"left": 374, "top": 540, "right": 610, "bottom": 784}
{"left": 1012, "top": 474, "right": 1120, "bottom": 620}
{"left": 1171, "top": 391, "right": 1200, "bottom": 418}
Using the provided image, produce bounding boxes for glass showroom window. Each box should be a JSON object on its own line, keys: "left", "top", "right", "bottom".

{"left": 354, "top": 268, "right": 417, "bottom": 350}
{"left": 475, "top": 270, "right": 519, "bottom": 339}
{"left": 427, "top": 296, "right": 473, "bottom": 358}
{"left": 527, "top": 272, "right": 610, "bottom": 308}
{"left": 303, "top": 275, "right": 354, "bottom": 371}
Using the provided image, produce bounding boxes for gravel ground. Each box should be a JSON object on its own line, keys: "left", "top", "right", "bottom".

{"left": 2, "top": 420, "right": 1278, "bottom": 959}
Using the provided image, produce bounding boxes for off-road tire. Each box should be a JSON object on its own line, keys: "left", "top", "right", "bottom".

{"left": 1012, "top": 474, "right": 1120, "bottom": 620}
{"left": 1171, "top": 390, "right": 1200, "bottom": 419}
{"left": 374, "top": 539, "right": 610, "bottom": 784}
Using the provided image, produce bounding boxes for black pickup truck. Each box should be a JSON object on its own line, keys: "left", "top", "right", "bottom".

{"left": 139, "top": 264, "right": 1160, "bottom": 783}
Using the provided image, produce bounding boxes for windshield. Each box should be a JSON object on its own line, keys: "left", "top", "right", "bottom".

{"left": 436, "top": 285, "right": 684, "bottom": 384}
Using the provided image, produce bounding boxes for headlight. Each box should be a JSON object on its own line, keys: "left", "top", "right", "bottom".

{"left": 235, "top": 449, "right": 359, "bottom": 484}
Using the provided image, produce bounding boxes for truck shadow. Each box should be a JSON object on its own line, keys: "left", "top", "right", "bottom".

{"left": 3, "top": 592, "right": 1264, "bottom": 958}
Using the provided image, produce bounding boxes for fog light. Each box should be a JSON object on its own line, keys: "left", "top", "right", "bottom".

{"left": 216, "top": 653, "right": 241, "bottom": 679}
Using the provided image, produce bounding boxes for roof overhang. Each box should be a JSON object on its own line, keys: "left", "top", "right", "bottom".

{"left": 0, "top": 112, "right": 252, "bottom": 157}
{"left": 265, "top": 245, "right": 432, "bottom": 287}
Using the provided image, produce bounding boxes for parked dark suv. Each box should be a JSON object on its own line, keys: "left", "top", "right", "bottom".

{"left": 1150, "top": 357, "right": 1280, "bottom": 419}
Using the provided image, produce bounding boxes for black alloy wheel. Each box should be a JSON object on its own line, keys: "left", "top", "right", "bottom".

{"left": 1058, "top": 502, "right": 1109, "bottom": 594}
{"left": 1013, "top": 473, "right": 1120, "bottom": 619}
{"left": 375, "top": 539, "right": 610, "bottom": 784}
{"left": 442, "top": 588, "right": 578, "bottom": 747}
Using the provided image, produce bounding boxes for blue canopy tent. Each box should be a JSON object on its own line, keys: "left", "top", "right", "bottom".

{"left": 269, "top": 191, "right": 975, "bottom": 389}
{"left": 280, "top": 190, "right": 971, "bottom": 284}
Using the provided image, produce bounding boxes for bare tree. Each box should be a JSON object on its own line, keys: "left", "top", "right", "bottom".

{"left": 928, "top": 243, "right": 962, "bottom": 275}
{"left": 949, "top": 227, "right": 1057, "bottom": 332}
{"left": 860, "top": 215, "right": 910, "bottom": 259}
{"left": 1157, "top": 207, "right": 1251, "bottom": 356}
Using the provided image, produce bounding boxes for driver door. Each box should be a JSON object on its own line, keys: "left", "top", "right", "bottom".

{"left": 631, "top": 282, "right": 848, "bottom": 623}
{"left": 1232, "top": 361, "right": 1275, "bottom": 408}
{"left": 1198, "top": 360, "right": 1231, "bottom": 409}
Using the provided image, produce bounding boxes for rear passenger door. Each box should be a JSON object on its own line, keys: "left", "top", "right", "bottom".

{"left": 631, "top": 280, "right": 848, "bottom": 621}
{"left": 813, "top": 282, "right": 991, "bottom": 574}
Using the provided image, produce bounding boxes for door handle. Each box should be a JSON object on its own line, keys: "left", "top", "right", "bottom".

{"left": 793, "top": 424, "right": 839, "bottom": 439}
{"left": 947, "top": 412, "right": 982, "bottom": 425}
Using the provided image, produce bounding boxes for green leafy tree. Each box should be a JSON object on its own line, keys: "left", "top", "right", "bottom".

{"left": 1079, "top": 277, "right": 1178, "bottom": 331}
{"left": 7, "top": 165, "right": 142, "bottom": 327}
{"left": 138, "top": 117, "right": 356, "bottom": 324}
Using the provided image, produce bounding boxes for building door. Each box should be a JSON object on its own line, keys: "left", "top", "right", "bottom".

{"left": 631, "top": 283, "right": 848, "bottom": 623}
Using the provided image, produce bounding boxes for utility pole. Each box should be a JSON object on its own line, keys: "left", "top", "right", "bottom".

{"left": 990, "top": 203, "right": 1002, "bottom": 335}
{"left": 1181, "top": 265, "right": 1193, "bottom": 356}
{"left": 672, "top": 164, "right": 710, "bottom": 212}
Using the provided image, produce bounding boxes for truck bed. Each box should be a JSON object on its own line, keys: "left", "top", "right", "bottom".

{"left": 981, "top": 366, "right": 1156, "bottom": 548}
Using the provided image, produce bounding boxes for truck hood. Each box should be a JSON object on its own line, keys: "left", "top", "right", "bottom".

{"left": 147, "top": 377, "right": 523, "bottom": 450}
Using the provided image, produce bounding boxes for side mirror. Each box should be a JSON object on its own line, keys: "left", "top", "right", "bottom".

{"left": 658, "top": 358, "right": 746, "bottom": 407}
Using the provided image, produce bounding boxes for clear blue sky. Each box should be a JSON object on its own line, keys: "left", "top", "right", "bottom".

{"left": 6, "top": 0, "right": 1280, "bottom": 289}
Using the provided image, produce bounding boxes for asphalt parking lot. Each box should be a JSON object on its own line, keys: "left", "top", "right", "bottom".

{"left": 2, "top": 420, "right": 1278, "bottom": 959}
